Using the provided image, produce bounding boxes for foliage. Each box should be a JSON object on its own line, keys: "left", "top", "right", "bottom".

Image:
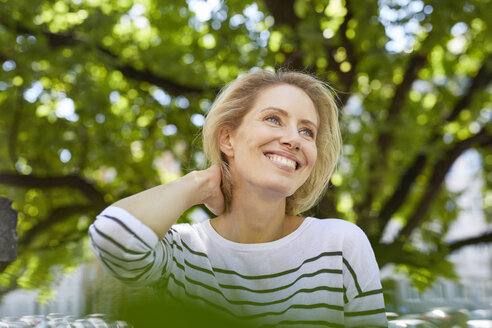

{"left": 0, "top": 0, "right": 491, "bottom": 299}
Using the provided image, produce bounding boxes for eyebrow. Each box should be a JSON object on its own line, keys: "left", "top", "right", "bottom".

{"left": 260, "top": 107, "right": 319, "bottom": 130}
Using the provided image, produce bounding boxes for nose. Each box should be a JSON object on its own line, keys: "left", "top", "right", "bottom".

{"left": 280, "top": 126, "right": 302, "bottom": 151}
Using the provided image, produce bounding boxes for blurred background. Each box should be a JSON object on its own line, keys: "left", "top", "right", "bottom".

{"left": 0, "top": 0, "right": 491, "bottom": 326}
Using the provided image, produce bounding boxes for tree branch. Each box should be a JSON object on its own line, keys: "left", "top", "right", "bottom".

{"left": 444, "top": 56, "right": 492, "bottom": 123}
{"left": 2, "top": 23, "right": 204, "bottom": 96}
{"left": 396, "top": 128, "right": 492, "bottom": 244}
{"left": 337, "top": 0, "right": 358, "bottom": 94}
{"left": 387, "top": 53, "right": 428, "bottom": 123}
{"left": 449, "top": 231, "right": 492, "bottom": 252}
{"left": 371, "top": 52, "right": 427, "bottom": 207}
{"left": 263, "top": 0, "right": 299, "bottom": 27}
{"left": 18, "top": 204, "right": 94, "bottom": 248}
{"left": 320, "top": 1, "right": 357, "bottom": 105}
{"left": 0, "top": 172, "right": 107, "bottom": 209}
{"left": 358, "top": 53, "right": 428, "bottom": 230}
{"left": 22, "top": 232, "right": 87, "bottom": 254}
{"left": 75, "top": 126, "right": 89, "bottom": 174}
{"left": 1, "top": 232, "right": 87, "bottom": 275}
{"left": 8, "top": 88, "right": 23, "bottom": 169}
{"left": 263, "top": 0, "right": 306, "bottom": 71}
{"left": 371, "top": 153, "right": 427, "bottom": 241}
{"left": 376, "top": 58, "right": 492, "bottom": 237}
{"left": 114, "top": 63, "right": 204, "bottom": 95}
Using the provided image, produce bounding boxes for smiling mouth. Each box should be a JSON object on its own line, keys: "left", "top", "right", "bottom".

{"left": 264, "top": 153, "right": 300, "bottom": 170}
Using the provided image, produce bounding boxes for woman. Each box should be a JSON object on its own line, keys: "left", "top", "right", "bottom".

{"left": 89, "top": 70, "right": 387, "bottom": 327}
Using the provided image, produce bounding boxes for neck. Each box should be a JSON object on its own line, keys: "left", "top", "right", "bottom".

{"left": 211, "top": 187, "right": 302, "bottom": 243}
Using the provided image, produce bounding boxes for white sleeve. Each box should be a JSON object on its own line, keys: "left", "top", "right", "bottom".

{"left": 88, "top": 206, "right": 171, "bottom": 285}
{"left": 342, "top": 224, "right": 388, "bottom": 328}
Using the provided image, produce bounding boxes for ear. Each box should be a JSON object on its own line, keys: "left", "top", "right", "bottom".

{"left": 218, "top": 127, "right": 234, "bottom": 157}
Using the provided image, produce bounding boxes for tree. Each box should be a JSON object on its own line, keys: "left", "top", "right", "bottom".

{"left": 0, "top": 0, "right": 491, "bottom": 299}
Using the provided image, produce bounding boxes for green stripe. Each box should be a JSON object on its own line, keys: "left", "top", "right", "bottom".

{"left": 173, "top": 271, "right": 345, "bottom": 307}
{"left": 165, "top": 227, "right": 383, "bottom": 318}
{"left": 93, "top": 225, "right": 148, "bottom": 255}
{"left": 184, "top": 258, "right": 215, "bottom": 275}
{"left": 212, "top": 251, "right": 343, "bottom": 280}
{"left": 171, "top": 254, "right": 344, "bottom": 295}
{"left": 89, "top": 232, "right": 151, "bottom": 262}
{"left": 219, "top": 268, "right": 343, "bottom": 294}
{"left": 355, "top": 288, "right": 383, "bottom": 298}
{"left": 101, "top": 254, "right": 153, "bottom": 272}
{"left": 165, "top": 233, "right": 183, "bottom": 252}
{"left": 172, "top": 256, "right": 185, "bottom": 271}
{"left": 344, "top": 308, "right": 386, "bottom": 317}
{"left": 167, "top": 227, "right": 375, "bottom": 304}
{"left": 263, "top": 320, "right": 344, "bottom": 327}
{"left": 167, "top": 275, "right": 344, "bottom": 323}
{"left": 167, "top": 229, "right": 346, "bottom": 281}
{"left": 342, "top": 258, "right": 362, "bottom": 294}
{"left": 160, "top": 239, "right": 170, "bottom": 275}
{"left": 246, "top": 303, "right": 344, "bottom": 321}
{"left": 166, "top": 278, "right": 235, "bottom": 318}
{"left": 168, "top": 252, "right": 344, "bottom": 295}
{"left": 166, "top": 234, "right": 344, "bottom": 281}
{"left": 101, "top": 214, "right": 152, "bottom": 249}
{"left": 181, "top": 239, "right": 208, "bottom": 257}
{"left": 99, "top": 255, "right": 153, "bottom": 282}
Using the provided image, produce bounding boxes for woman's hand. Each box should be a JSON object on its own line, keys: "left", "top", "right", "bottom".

{"left": 199, "top": 164, "right": 225, "bottom": 215}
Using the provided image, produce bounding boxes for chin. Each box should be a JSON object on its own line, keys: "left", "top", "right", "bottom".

{"left": 257, "top": 179, "right": 301, "bottom": 198}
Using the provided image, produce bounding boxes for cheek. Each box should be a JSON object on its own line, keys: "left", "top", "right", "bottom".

{"left": 243, "top": 126, "right": 277, "bottom": 146}
{"left": 306, "top": 145, "right": 318, "bottom": 168}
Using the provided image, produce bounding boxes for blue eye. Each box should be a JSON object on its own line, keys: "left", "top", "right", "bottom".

{"left": 266, "top": 116, "right": 280, "bottom": 125}
{"left": 300, "top": 128, "right": 314, "bottom": 138}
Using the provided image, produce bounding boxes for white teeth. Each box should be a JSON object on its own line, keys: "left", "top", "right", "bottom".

{"left": 266, "top": 154, "right": 297, "bottom": 169}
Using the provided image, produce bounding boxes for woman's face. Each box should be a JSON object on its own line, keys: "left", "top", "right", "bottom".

{"left": 222, "top": 84, "right": 319, "bottom": 198}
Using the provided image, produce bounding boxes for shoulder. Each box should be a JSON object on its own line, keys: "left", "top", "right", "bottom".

{"left": 305, "top": 217, "right": 372, "bottom": 252}
{"left": 167, "top": 220, "right": 209, "bottom": 242}
{"left": 169, "top": 222, "right": 193, "bottom": 233}
{"left": 306, "top": 217, "right": 367, "bottom": 239}
{"left": 167, "top": 222, "right": 195, "bottom": 238}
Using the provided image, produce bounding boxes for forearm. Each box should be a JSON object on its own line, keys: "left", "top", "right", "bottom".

{"left": 112, "top": 171, "right": 207, "bottom": 239}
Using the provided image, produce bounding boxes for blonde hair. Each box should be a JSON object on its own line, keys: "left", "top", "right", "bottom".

{"left": 202, "top": 69, "right": 341, "bottom": 215}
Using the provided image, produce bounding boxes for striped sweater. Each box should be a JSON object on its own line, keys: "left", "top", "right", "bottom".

{"left": 89, "top": 206, "right": 387, "bottom": 328}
